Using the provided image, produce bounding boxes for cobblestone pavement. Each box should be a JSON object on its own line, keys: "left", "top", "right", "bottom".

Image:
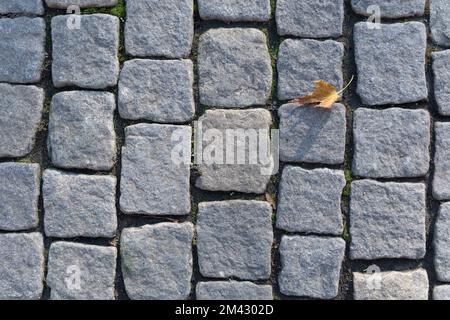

{"left": 0, "top": 0, "right": 449, "bottom": 300}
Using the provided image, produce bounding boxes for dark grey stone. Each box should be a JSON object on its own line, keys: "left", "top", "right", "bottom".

{"left": 431, "top": 0, "right": 450, "bottom": 47}
{"left": 433, "top": 123, "right": 450, "bottom": 200}
{"left": 198, "top": 0, "right": 271, "bottom": 22}
{"left": 434, "top": 202, "right": 450, "bottom": 282}
{"left": 45, "top": 0, "right": 118, "bottom": 8}
{"left": 0, "top": 0, "right": 44, "bottom": 14}
{"left": 433, "top": 50, "right": 450, "bottom": 115}
{"left": 351, "top": 0, "right": 426, "bottom": 18}
{"left": 196, "top": 282, "right": 273, "bottom": 300}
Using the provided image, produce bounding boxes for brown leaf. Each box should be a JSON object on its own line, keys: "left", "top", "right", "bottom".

{"left": 265, "top": 193, "right": 276, "bottom": 209}
{"left": 289, "top": 80, "right": 340, "bottom": 109}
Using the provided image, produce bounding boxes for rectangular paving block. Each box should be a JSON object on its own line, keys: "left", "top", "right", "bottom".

{"left": 433, "top": 123, "right": 450, "bottom": 200}
{"left": 120, "top": 124, "right": 191, "bottom": 215}
{"left": 433, "top": 50, "right": 450, "bottom": 115}
{"left": 351, "top": 0, "right": 426, "bottom": 18}
{"left": 45, "top": 0, "right": 118, "bottom": 8}
{"left": 198, "top": 0, "right": 271, "bottom": 22}
{"left": 434, "top": 285, "right": 450, "bottom": 300}
{"left": 0, "top": 0, "right": 44, "bottom": 15}
{"left": 196, "top": 282, "right": 273, "bottom": 300}
{"left": 431, "top": 0, "right": 450, "bottom": 47}
{"left": 434, "top": 203, "right": 450, "bottom": 282}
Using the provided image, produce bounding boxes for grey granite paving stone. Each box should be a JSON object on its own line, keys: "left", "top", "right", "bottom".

{"left": 0, "top": 163, "right": 40, "bottom": 231}
{"left": 121, "top": 222, "right": 194, "bottom": 300}
{"left": 47, "top": 242, "right": 117, "bottom": 300}
{"left": 354, "top": 22, "right": 428, "bottom": 105}
{"left": 0, "top": 17, "right": 46, "bottom": 84}
{"left": 45, "top": 0, "right": 118, "bottom": 8}
{"left": 198, "top": 0, "right": 271, "bottom": 22}
{"left": 276, "top": 0, "right": 344, "bottom": 38}
{"left": 43, "top": 169, "right": 117, "bottom": 238}
{"left": 278, "top": 103, "right": 346, "bottom": 165}
{"left": 125, "top": 0, "right": 193, "bottom": 58}
{"left": 197, "top": 200, "right": 273, "bottom": 280}
{"left": 0, "top": 233, "right": 44, "bottom": 300}
{"left": 0, "top": 0, "right": 44, "bottom": 14}
{"left": 431, "top": 0, "right": 450, "bottom": 47}
{"left": 353, "top": 269, "right": 429, "bottom": 300}
{"left": 120, "top": 124, "right": 191, "bottom": 215}
{"left": 0, "top": 84, "right": 44, "bottom": 158}
{"left": 433, "top": 123, "right": 450, "bottom": 200}
{"left": 48, "top": 91, "right": 116, "bottom": 170}
{"left": 433, "top": 50, "right": 450, "bottom": 116}
{"left": 198, "top": 28, "right": 272, "bottom": 108}
{"left": 352, "top": 108, "right": 430, "bottom": 178}
{"left": 196, "top": 282, "right": 273, "bottom": 300}
{"left": 434, "top": 285, "right": 450, "bottom": 300}
{"left": 350, "top": 180, "right": 426, "bottom": 260}
{"left": 277, "top": 39, "right": 344, "bottom": 101}
{"left": 351, "top": 0, "right": 426, "bottom": 18}
{"left": 278, "top": 236, "right": 345, "bottom": 299}
{"left": 51, "top": 14, "right": 119, "bottom": 89}
{"left": 277, "top": 166, "right": 345, "bottom": 235}
{"left": 118, "top": 59, "right": 195, "bottom": 123}
{"left": 434, "top": 203, "right": 450, "bottom": 282}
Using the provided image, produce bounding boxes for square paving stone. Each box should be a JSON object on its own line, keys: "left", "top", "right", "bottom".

{"left": 198, "top": 28, "right": 272, "bottom": 108}
{"left": 0, "top": 163, "right": 40, "bottom": 231}
{"left": 196, "top": 281, "right": 273, "bottom": 300}
{"left": 353, "top": 108, "right": 430, "bottom": 178}
{"left": 125, "top": 0, "right": 194, "bottom": 58}
{"left": 0, "top": 0, "right": 44, "bottom": 14}
{"left": 434, "top": 203, "right": 450, "bottom": 282}
{"left": 43, "top": 169, "right": 117, "bottom": 238}
{"left": 278, "top": 103, "right": 346, "bottom": 165}
{"left": 120, "top": 124, "right": 191, "bottom": 215}
{"left": 0, "top": 17, "right": 46, "bottom": 84}
{"left": 433, "top": 51, "right": 450, "bottom": 115}
{"left": 121, "top": 222, "right": 194, "bottom": 300}
{"left": 45, "top": 0, "right": 118, "bottom": 8}
{"left": 47, "top": 242, "right": 117, "bottom": 300}
{"left": 276, "top": 0, "right": 344, "bottom": 38}
{"left": 350, "top": 180, "right": 426, "bottom": 260}
{"left": 277, "top": 166, "right": 345, "bottom": 235}
{"left": 198, "top": 0, "right": 271, "bottom": 22}
{"left": 48, "top": 91, "right": 116, "bottom": 171}
{"left": 118, "top": 59, "right": 195, "bottom": 123}
{"left": 351, "top": 0, "right": 426, "bottom": 18}
{"left": 354, "top": 22, "right": 428, "bottom": 105}
{"left": 433, "top": 123, "right": 450, "bottom": 200}
{"left": 195, "top": 109, "right": 273, "bottom": 194}
{"left": 0, "top": 233, "right": 44, "bottom": 299}
{"left": 431, "top": 0, "right": 450, "bottom": 47}
{"left": 51, "top": 14, "right": 119, "bottom": 89}
{"left": 0, "top": 84, "right": 44, "bottom": 158}
{"left": 278, "top": 236, "right": 345, "bottom": 299}
{"left": 197, "top": 200, "right": 273, "bottom": 280}
{"left": 434, "top": 285, "right": 450, "bottom": 300}
{"left": 277, "top": 39, "right": 344, "bottom": 101}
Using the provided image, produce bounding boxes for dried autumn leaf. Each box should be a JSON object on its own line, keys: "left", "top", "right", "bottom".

{"left": 265, "top": 193, "right": 276, "bottom": 209}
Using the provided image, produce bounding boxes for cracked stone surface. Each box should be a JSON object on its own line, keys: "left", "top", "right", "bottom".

{"left": 433, "top": 50, "right": 450, "bottom": 115}
{"left": 434, "top": 202, "right": 450, "bottom": 282}
{"left": 45, "top": 0, "right": 118, "bottom": 8}
{"left": 198, "top": 0, "right": 270, "bottom": 22}
{"left": 0, "top": 0, "right": 44, "bottom": 14}
{"left": 431, "top": 0, "right": 450, "bottom": 47}
{"left": 434, "top": 285, "right": 450, "bottom": 300}
{"left": 196, "top": 282, "right": 273, "bottom": 300}
{"left": 351, "top": 0, "right": 426, "bottom": 18}
{"left": 433, "top": 123, "right": 450, "bottom": 201}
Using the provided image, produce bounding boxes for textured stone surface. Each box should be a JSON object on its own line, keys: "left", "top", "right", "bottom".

{"left": 354, "top": 22, "right": 428, "bottom": 105}
{"left": 431, "top": 0, "right": 450, "bottom": 47}
{"left": 0, "top": 0, "right": 44, "bottom": 14}
{"left": 353, "top": 108, "right": 430, "bottom": 178}
{"left": 276, "top": 0, "right": 344, "bottom": 38}
{"left": 279, "top": 236, "right": 345, "bottom": 299}
{"left": 48, "top": 91, "right": 116, "bottom": 170}
{"left": 353, "top": 269, "right": 429, "bottom": 300}
{"left": 434, "top": 203, "right": 450, "bottom": 282}
{"left": 52, "top": 14, "right": 119, "bottom": 89}
{"left": 0, "top": 84, "right": 44, "bottom": 158}
{"left": 196, "top": 282, "right": 273, "bottom": 300}
{"left": 121, "top": 222, "right": 194, "bottom": 300}
{"left": 43, "top": 169, "right": 117, "bottom": 238}
{"left": 198, "top": 28, "right": 272, "bottom": 108}
{"left": 434, "top": 285, "right": 450, "bottom": 300}
{"left": 195, "top": 109, "right": 273, "bottom": 194}
{"left": 0, "top": 17, "right": 46, "bottom": 84}
{"left": 197, "top": 201, "right": 273, "bottom": 280}
{"left": 198, "top": 0, "right": 271, "bottom": 22}
{"left": 278, "top": 103, "right": 346, "bottom": 165}
{"left": 125, "top": 0, "right": 193, "bottom": 58}
{"left": 118, "top": 59, "right": 195, "bottom": 123}
{"left": 45, "top": 0, "right": 117, "bottom": 8}
{"left": 47, "top": 242, "right": 117, "bottom": 300}
{"left": 278, "top": 39, "right": 344, "bottom": 100}
{"left": 433, "top": 51, "right": 450, "bottom": 115}
{"left": 433, "top": 123, "right": 450, "bottom": 200}
{"left": 350, "top": 180, "right": 426, "bottom": 260}
{"left": 351, "top": 0, "right": 426, "bottom": 18}
{"left": 0, "top": 233, "right": 44, "bottom": 299}
{"left": 120, "top": 124, "right": 191, "bottom": 215}
{"left": 277, "top": 166, "right": 345, "bottom": 235}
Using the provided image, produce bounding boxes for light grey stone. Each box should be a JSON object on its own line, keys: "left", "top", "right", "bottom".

{"left": 118, "top": 59, "right": 195, "bottom": 123}
{"left": 433, "top": 50, "right": 450, "bottom": 115}
{"left": 0, "top": 17, "right": 46, "bottom": 84}
{"left": 45, "top": 0, "right": 118, "bottom": 8}
{"left": 0, "top": 0, "right": 44, "bottom": 14}
{"left": 47, "top": 242, "right": 117, "bottom": 300}
{"left": 350, "top": 180, "right": 426, "bottom": 260}
{"left": 279, "top": 236, "right": 345, "bottom": 299}
{"left": 198, "top": 0, "right": 271, "bottom": 22}
{"left": 51, "top": 14, "right": 119, "bottom": 89}
{"left": 121, "top": 222, "right": 194, "bottom": 300}
{"left": 120, "top": 124, "right": 191, "bottom": 215}
{"left": 198, "top": 28, "right": 272, "bottom": 108}
{"left": 0, "top": 84, "right": 44, "bottom": 158}
{"left": 196, "top": 282, "right": 273, "bottom": 300}
{"left": 352, "top": 108, "right": 430, "bottom": 178}
{"left": 433, "top": 123, "right": 450, "bottom": 200}
{"left": 351, "top": 0, "right": 426, "bottom": 18}
{"left": 434, "top": 285, "right": 450, "bottom": 300}
{"left": 276, "top": 0, "right": 344, "bottom": 38}
{"left": 48, "top": 91, "right": 116, "bottom": 170}
{"left": 125, "top": 0, "right": 193, "bottom": 58}
{"left": 278, "top": 103, "right": 346, "bottom": 165}
{"left": 354, "top": 22, "right": 428, "bottom": 105}
{"left": 43, "top": 169, "right": 117, "bottom": 238}
{"left": 197, "top": 200, "right": 273, "bottom": 280}
{"left": 277, "top": 39, "right": 344, "bottom": 100}
{"left": 195, "top": 109, "right": 273, "bottom": 194}
{"left": 434, "top": 203, "right": 450, "bottom": 282}
{"left": 431, "top": 0, "right": 450, "bottom": 47}
{"left": 0, "top": 233, "right": 44, "bottom": 300}
{"left": 277, "top": 166, "right": 345, "bottom": 235}
{"left": 353, "top": 269, "right": 429, "bottom": 300}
